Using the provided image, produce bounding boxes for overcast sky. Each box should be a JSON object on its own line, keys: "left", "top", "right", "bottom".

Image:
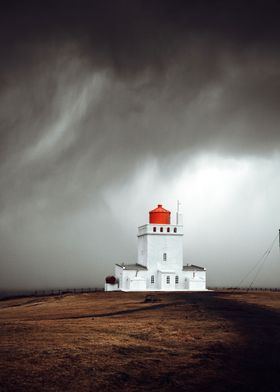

{"left": 1, "top": 0, "right": 280, "bottom": 291}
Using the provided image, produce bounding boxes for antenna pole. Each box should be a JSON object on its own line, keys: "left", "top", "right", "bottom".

{"left": 176, "top": 200, "right": 181, "bottom": 225}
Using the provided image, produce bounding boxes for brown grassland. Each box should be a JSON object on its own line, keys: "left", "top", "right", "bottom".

{"left": 1, "top": 290, "right": 280, "bottom": 391}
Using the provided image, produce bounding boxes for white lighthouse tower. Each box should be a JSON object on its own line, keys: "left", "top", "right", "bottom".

{"left": 105, "top": 203, "right": 206, "bottom": 291}
{"left": 137, "top": 204, "right": 184, "bottom": 290}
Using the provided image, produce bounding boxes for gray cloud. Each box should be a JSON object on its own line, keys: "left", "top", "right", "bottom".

{"left": 1, "top": 1, "right": 280, "bottom": 291}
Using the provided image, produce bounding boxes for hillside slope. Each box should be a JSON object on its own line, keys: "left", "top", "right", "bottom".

{"left": 1, "top": 291, "right": 280, "bottom": 391}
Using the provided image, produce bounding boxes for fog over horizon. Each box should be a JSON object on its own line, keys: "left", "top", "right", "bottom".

{"left": 1, "top": 1, "right": 280, "bottom": 291}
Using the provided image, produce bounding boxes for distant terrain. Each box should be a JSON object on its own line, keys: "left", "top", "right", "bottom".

{"left": 1, "top": 290, "right": 280, "bottom": 391}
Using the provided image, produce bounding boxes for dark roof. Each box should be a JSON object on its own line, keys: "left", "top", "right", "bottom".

{"left": 183, "top": 264, "right": 206, "bottom": 271}
{"left": 115, "top": 263, "right": 147, "bottom": 271}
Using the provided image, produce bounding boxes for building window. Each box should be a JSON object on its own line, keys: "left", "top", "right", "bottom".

{"left": 163, "top": 253, "right": 167, "bottom": 261}
{"left": 153, "top": 227, "right": 156, "bottom": 232}
{"left": 167, "top": 227, "right": 170, "bottom": 232}
{"left": 174, "top": 227, "right": 177, "bottom": 233}
{"left": 193, "top": 272, "right": 196, "bottom": 278}
{"left": 160, "top": 227, "right": 163, "bottom": 232}
{"left": 166, "top": 276, "right": 170, "bottom": 284}
{"left": 151, "top": 275, "right": 154, "bottom": 284}
{"left": 175, "top": 276, "right": 179, "bottom": 284}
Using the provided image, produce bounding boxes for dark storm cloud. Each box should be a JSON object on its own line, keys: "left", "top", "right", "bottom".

{"left": 1, "top": 0, "right": 280, "bottom": 158}
{"left": 1, "top": 1, "right": 280, "bottom": 290}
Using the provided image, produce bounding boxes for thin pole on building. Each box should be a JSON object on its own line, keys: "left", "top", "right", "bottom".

{"left": 176, "top": 200, "right": 181, "bottom": 224}
{"left": 177, "top": 200, "right": 181, "bottom": 213}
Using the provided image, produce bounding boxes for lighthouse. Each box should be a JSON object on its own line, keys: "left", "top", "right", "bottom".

{"left": 105, "top": 204, "right": 206, "bottom": 291}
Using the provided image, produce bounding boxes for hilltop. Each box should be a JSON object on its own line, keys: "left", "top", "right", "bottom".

{"left": 1, "top": 290, "right": 280, "bottom": 391}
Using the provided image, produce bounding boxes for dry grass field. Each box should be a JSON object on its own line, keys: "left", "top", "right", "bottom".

{"left": 1, "top": 290, "right": 280, "bottom": 391}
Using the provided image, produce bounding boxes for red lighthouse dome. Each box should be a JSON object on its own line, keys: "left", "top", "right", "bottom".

{"left": 149, "top": 204, "right": 171, "bottom": 224}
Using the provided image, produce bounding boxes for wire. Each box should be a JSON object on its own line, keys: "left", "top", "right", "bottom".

{"left": 235, "top": 233, "right": 279, "bottom": 289}
{"left": 247, "top": 234, "right": 278, "bottom": 290}
{"left": 235, "top": 249, "right": 269, "bottom": 289}
{"left": 247, "top": 249, "right": 272, "bottom": 290}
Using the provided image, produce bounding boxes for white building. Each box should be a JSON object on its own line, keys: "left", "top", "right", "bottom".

{"left": 105, "top": 204, "right": 206, "bottom": 291}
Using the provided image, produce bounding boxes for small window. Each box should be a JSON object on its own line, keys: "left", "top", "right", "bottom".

{"left": 167, "top": 227, "right": 170, "bottom": 232}
{"left": 160, "top": 227, "right": 163, "bottom": 232}
{"left": 193, "top": 272, "right": 196, "bottom": 278}
{"left": 151, "top": 275, "right": 154, "bottom": 284}
{"left": 163, "top": 253, "right": 167, "bottom": 261}
{"left": 166, "top": 276, "right": 170, "bottom": 284}
{"left": 174, "top": 227, "right": 177, "bottom": 233}
{"left": 175, "top": 276, "right": 179, "bottom": 284}
{"left": 153, "top": 227, "right": 156, "bottom": 232}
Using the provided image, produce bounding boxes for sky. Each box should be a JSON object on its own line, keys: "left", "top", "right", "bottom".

{"left": 1, "top": 0, "right": 280, "bottom": 290}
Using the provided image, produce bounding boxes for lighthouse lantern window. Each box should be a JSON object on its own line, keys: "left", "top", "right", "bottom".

{"left": 160, "top": 227, "right": 163, "bottom": 232}
{"left": 153, "top": 227, "right": 156, "bottom": 232}
{"left": 174, "top": 228, "right": 177, "bottom": 233}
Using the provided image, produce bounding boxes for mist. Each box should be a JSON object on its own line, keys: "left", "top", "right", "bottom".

{"left": 1, "top": 1, "right": 280, "bottom": 290}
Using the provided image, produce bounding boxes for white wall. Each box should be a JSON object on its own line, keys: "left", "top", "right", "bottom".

{"left": 115, "top": 267, "right": 148, "bottom": 290}
{"left": 184, "top": 271, "right": 206, "bottom": 290}
{"left": 138, "top": 224, "right": 183, "bottom": 271}
{"left": 104, "top": 283, "right": 119, "bottom": 291}
{"left": 157, "top": 271, "right": 176, "bottom": 290}
{"left": 113, "top": 267, "right": 206, "bottom": 291}
{"left": 129, "top": 278, "right": 146, "bottom": 291}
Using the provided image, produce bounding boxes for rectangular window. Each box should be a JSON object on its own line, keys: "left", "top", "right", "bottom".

{"left": 166, "top": 276, "right": 170, "bottom": 284}
{"left": 175, "top": 276, "right": 179, "bottom": 284}
{"left": 193, "top": 272, "right": 196, "bottom": 278}
{"left": 163, "top": 253, "right": 167, "bottom": 261}
{"left": 151, "top": 275, "right": 154, "bottom": 284}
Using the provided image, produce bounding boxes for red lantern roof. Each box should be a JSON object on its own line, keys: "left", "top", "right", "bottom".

{"left": 149, "top": 204, "right": 171, "bottom": 224}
